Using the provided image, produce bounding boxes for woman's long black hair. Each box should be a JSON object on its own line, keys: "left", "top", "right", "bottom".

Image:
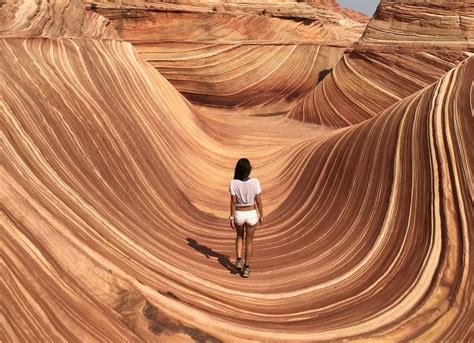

{"left": 234, "top": 158, "right": 252, "bottom": 181}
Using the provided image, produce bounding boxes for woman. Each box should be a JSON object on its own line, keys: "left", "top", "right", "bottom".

{"left": 229, "top": 158, "right": 263, "bottom": 278}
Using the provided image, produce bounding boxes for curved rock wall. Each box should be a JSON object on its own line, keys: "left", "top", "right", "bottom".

{"left": 362, "top": 1, "right": 474, "bottom": 43}
{"left": 0, "top": 0, "right": 117, "bottom": 38}
{"left": 1, "top": 0, "right": 473, "bottom": 341}
{"left": 90, "top": 0, "right": 365, "bottom": 112}
{"left": 286, "top": 50, "right": 470, "bottom": 125}
{"left": 287, "top": 0, "right": 473, "bottom": 126}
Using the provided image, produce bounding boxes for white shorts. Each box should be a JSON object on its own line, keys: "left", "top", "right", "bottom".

{"left": 234, "top": 210, "right": 259, "bottom": 226}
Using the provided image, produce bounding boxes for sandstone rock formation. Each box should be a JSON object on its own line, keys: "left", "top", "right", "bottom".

{"left": 305, "top": 0, "right": 369, "bottom": 22}
{"left": 0, "top": 0, "right": 117, "bottom": 38}
{"left": 1, "top": 0, "right": 473, "bottom": 341}
{"left": 306, "top": 0, "right": 337, "bottom": 6}
{"left": 338, "top": 7, "right": 368, "bottom": 23}
{"left": 286, "top": 50, "right": 471, "bottom": 125}
{"left": 362, "top": 1, "right": 473, "bottom": 44}
{"left": 91, "top": 0, "right": 365, "bottom": 113}
{"left": 287, "top": 0, "right": 474, "bottom": 126}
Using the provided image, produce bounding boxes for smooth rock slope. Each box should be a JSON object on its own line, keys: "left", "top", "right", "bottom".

{"left": 91, "top": 0, "right": 364, "bottom": 113}
{"left": 287, "top": 0, "right": 474, "bottom": 126}
{"left": 1, "top": 0, "right": 473, "bottom": 341}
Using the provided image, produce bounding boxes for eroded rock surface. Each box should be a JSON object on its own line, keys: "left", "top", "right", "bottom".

{"left": 1, "top": 0, "right": 473, "bottom": 341}
{"left": 287, "top": 0, "right": 474, "bottom": 126}
{"left": 90, "top": 0, "right": 365, "bottom": 113}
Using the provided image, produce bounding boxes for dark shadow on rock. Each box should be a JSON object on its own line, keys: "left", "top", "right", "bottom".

{"left": 318, "top": 68, "right": 332, "bottom": 84}
{"left": 186, "top": 238, "right": 238, "bottom": 274}
{"left": 143, "top": 301, "right": 223, "bottom": 342}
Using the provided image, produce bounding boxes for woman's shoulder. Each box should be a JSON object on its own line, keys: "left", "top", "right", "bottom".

{"left": 249, "top": 178, "right": 260, "bottom": 185}
{"left": 230, "top": 178, "right": 259, "bottom": 184}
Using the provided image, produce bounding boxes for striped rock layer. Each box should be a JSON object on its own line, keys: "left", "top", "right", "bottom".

{"left": 92, "top": 0, "right": 368, "bottom": 29}
{"left": 0, "top": 0, "right": 117, "bottom": 38}
{"left": 362, "top": 1, "right": 474, "bottom": 44}
{"left": 1, "top": 0, "right": 473, "bottom": 341}
{"left": 92, "top": 0, "right": 364, "bottom": 113}
{"left": 286, "top": 50, "right": 471, "bottom": 126}
{"left": 304, "top": 0, "right": 369, "bottom": 22}
{"left": 286, "top": 1, "right": 474, "bottom": 126}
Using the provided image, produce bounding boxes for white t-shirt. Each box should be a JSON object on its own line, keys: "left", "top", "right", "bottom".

{"left": 229, "top": 178, "right": 262, "bottom": 207}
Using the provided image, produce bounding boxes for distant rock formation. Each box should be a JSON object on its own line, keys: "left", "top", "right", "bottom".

{"left": 361, "top": 1, "right": 473, "bottom": 44}
{"left": 287, "top": 0, "right": 473, "bottom": 126}
{"left": 305, "top": 0, "right": 369, "bottom": 22}
{"left": 89, "top": 0, "right": 366, "bottom": 113}
{"left": 339, "top": 7, "right": 369, "bottom": 23}
{"left": 305, "top": 0, "right": 337, "bottom": 6}
{"left": 0, "top": 0, "right": 117, "bottom": 38}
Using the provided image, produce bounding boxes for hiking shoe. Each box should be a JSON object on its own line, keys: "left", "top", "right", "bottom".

{"left": 235, "top": 258, "right": 242, "bottom": 271}
{"left": 242, "top": 266, "right": 250, "bottom": 278}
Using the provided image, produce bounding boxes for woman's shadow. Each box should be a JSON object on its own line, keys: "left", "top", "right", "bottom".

{"left": 186, "top": 238, "right": 239, "bottom": 274}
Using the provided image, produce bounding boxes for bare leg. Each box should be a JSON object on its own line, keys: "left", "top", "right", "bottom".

{"left": 235, "top": 224, "right": 244, "bottom": 259}
{"left": 244, "top": 224, "right": 257, "bottom": 266}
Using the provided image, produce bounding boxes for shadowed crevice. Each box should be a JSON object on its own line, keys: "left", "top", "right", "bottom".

{"left": 318, "top": 68, "right": 332, "bottom": 83}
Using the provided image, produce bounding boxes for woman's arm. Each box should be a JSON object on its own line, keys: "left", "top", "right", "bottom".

{"left": 230, "top": 195, "right": 236, "bottom": 230}
{"left": 255, "top": 194, "right": 263, "bottom": 225}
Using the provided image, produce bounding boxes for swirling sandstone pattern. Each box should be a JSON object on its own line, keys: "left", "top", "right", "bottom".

{"left": 1, "top": 0, "right": 473, "bottom": 341}
{"left": 0, "top": 0, "right": 117, "bottom": 38}
{"left": 92, "top": 0, "right": 367, "bottom": 33}
{"left": 286, "top": 50, "right": 471, "bottom": 125}
{"left": 305, "top": 0, "right": 369, "bottom": 23}
{"left": 137, "top": 43, "right": 345, "bottom": 111}
{"left": 287, "top": 0, "right": 474, "bottom": 126}
{"left": 92, "top": 1, "right": 363, "bottom": 112}
{"left": 362, "top": 1, "right": 474, "bottom": 44}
